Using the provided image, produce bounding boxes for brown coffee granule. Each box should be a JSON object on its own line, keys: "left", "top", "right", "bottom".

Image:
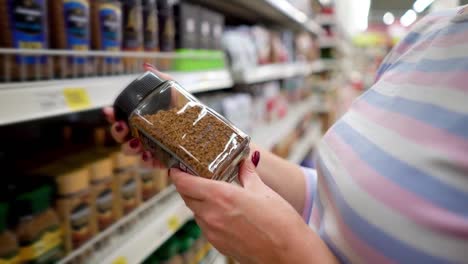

{"left": 131, "top": 104, "right": 247, "bottom": 178}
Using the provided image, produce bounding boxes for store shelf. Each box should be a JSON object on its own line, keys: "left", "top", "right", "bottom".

{"left": 0, "top": 69, "right": 233, "bottom": 125}
{"left": 232, "top": 61, "right": 324, "bottom": 84}
{"left": 190, "top": 0, "right": 323, "bottom": 35}
{"left": 288, "top": 123, "right": 322, "bottom": 164}
{"left": 58, "top": 186, "right": 193, "bottom": 264}
{"left": 251, "top": 96, "right": 327, "bottom": 151}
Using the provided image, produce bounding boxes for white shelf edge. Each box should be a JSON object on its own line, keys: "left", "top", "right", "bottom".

{"left": 262, "top": 0, "right": 324, "bottom": 35}
{"left": 288, "top": 123, "right": 322, "bottom": 164}
{"left": 232, "top": 61, "right": 322, "bottom": 84}
{"left": 100, "top": 191, "right": 193, "bottom": 264}
{"left": 0, "top": 69, "right": 233, "bottom": 125}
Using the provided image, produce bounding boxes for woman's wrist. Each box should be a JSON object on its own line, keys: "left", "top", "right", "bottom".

{"left": 267, "top": 216, "right": 338, "bottom": 264}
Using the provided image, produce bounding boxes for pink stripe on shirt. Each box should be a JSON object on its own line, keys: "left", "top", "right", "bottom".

{"left": 324, "top": 131, "right": 468, "bottom": 237}
{"left": 382, "top": 70, "right": 468, "bottom": 92}
{"left": 352, "top": 99, "right": 468, "bottom": 169}
{"left": 317, "top": 175, "right": 397, "bottom": 264}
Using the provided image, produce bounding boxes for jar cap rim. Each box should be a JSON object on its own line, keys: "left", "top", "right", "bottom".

{"left": 113, "top": 71, "right": 166, "bottom": 121}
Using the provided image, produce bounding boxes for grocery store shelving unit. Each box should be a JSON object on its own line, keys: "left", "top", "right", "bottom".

{"left": 0, "top": 48, "right": 324, "bottom": 126}
{"left": 190, "top": 0, "right": 323, "bottom": 35}
{"left": 58, "top": 186, "right": 193, "bottom": 264}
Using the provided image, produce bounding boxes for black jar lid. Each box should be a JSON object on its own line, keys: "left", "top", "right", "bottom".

{"left": 114, "top": 71, "right": 166, "bottom": 121}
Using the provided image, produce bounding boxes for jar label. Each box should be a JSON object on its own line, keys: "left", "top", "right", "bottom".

{"left": 19, "top": 227, "right": 63, "bottom": 263}
{"left": 7, "top": 0, "right": 47, "bottom": 64}
{"left": 63, "top": 0, "right": 90, "bottom": 64}
{"left": 142, "top": 0, "right": 158, "bottom": 50}
{"left": 98, "top": 3, "right": 121, "bottom": 64}
{"left": 70, "top": 201, "right": 92, "bottom": 249}
{"left": 122, "top": 177, "right": 138, "bottom": 214}
{"left": 96, "top": 188, "right": 115, "bottom": 230}
{"left": 122, "top": 0, "right": 143, "bottom": 50}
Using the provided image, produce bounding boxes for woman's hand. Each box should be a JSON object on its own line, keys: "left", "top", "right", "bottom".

{"left": 171, "top": 152, "right": 338, "bottom": 264}
{"left": 103, "top": 63, "right": 172, "bottom": 168}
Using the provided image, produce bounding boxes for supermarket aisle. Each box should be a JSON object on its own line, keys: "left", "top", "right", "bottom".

{"left": 0, "top": 0, "right": 352, "bottom": 263}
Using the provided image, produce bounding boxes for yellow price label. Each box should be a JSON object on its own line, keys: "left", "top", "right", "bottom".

{"left": 112, "top": 256, "right": 127, "bottom": 264}
{"left": 167, "top": 215, "right": 181, "bottom": 231}
{"left": 63, "top": 88, "right": 91, "bottom": 110}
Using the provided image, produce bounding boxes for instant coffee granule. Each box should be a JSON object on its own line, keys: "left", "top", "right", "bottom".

{"left": 131, "top": 104, "right": 247, "bottom": 178}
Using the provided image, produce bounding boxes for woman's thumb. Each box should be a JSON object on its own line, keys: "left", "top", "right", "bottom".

{"left": 238, "top": 151, "right": 263, "bottom": 189}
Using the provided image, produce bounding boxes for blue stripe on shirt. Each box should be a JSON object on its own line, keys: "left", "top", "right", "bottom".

{"left": 383, "top": 58, "right": 468, "bottom": 72}
{"left": 361, "top": 89, "right": 468, "bottom": 139}
{"left": 333, "top": 121, "right": 468, "bottom": 216}
{"left": 317, "top": 157, "right": 457, "bottom": 264}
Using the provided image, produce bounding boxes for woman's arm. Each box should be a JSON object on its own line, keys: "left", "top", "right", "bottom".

{"left": 250, "top": 143, "right": 308, "bottom": 215}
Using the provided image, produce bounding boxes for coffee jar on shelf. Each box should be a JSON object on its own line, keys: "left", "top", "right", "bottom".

{"left": 113, "top": 72, "right": 250, "bottom": 182}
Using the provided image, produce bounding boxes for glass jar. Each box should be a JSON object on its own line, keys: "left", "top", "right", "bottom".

{"left": 114, "top": 72, "right": 250, "bottom": 182}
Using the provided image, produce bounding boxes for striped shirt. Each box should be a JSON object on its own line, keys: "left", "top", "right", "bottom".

{"left": 302, "top": 6, "right": 468, "bottom": 263}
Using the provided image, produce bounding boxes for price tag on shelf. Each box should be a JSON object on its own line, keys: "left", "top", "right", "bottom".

{"left": 112, "top": 257, "right": 128, "bottom": 264}
{"left": 63, "top": 88, "right": 91, "bottom": 110}
{"left": 167, "top": 215, "right": 181, "bottom": 232}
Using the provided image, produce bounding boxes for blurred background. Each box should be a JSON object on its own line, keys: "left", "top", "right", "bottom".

{"left": 0, "top": 0, "right": 462, "bottom": 263}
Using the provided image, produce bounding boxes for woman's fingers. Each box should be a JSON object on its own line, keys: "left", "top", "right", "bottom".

{"left": 171, "top": 168, "right": 223, "bottom": 200}
{"left": 110, "top": 121, "right": 129, "bottom": 143}
{"left": 180, "top": 194, "right": 204, "bottom": 212}
{"left": 143, "top": 63, "right": 174, "bottom": 80}
{"left": 121, "top": 138, "right": 143, "bottom": 155}
{"left": 102, "top": 107, "right": 115, "bottom": 123}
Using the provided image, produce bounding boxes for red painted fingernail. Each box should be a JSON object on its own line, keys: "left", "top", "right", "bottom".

{"left": 129, "top": 138, "right": 140, "bottom": 149}
{"left": 115, "top": 122, "right": 124, "bottom": 132}
{"left": 142, "top": 152, "right": 150, "bottom": 162}
{"left": 143, "top": 62, "right": 156, "bottom": 69}
{"left": 251, "top": 151, "right": 260, "bottom": 167}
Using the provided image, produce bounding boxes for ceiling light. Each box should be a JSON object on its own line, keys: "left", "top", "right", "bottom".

{"left": 413, "top": 0, "right": 435, "bottom": 13}
{"left": 400, "top": 9, "right": 418, "bottom": 27}
{"left": 383, "top": 12, "right": 395, "bottom": 25}
{"left": 356, "top": 0, "right": 371, "bottom": 32}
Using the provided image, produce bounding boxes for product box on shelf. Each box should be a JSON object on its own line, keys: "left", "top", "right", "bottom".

{"left": 142, "top": 0, "right": 159, "bottom": 52}
{"left": 112, "top": 152, "right": 142, "bottom": 217}
{"left": 91, "top": 0, "right": 123, "bottom": 75}
{"left": 121, "top": 0, "right": 144, "bottom": 71}
{"left": 198, "top": 7, "right": 212, "bottom": 51}
{"left": 157, "top": 0, "right": 176, "bottom": 70}
{"left": 49, "top": 0, "right": 92, "bottom": 78}
{"left": 207, "top": 9, "right": 224, "bottom": 50}
{"left": 173, "top": 2, "right": 199, "bottom": 71}
{"left": 38, "top": 163, "right": 97, "bottom": 254}
{"left": 175, "top": 2, "right": 199, "bottom": 50}
{"left": 0, "top": 0, "right": 51, "bottom": 81}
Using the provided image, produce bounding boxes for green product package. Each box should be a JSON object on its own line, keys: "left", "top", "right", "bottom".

{"left": 174, "top": 49, "right": 225, "bottom": 71}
